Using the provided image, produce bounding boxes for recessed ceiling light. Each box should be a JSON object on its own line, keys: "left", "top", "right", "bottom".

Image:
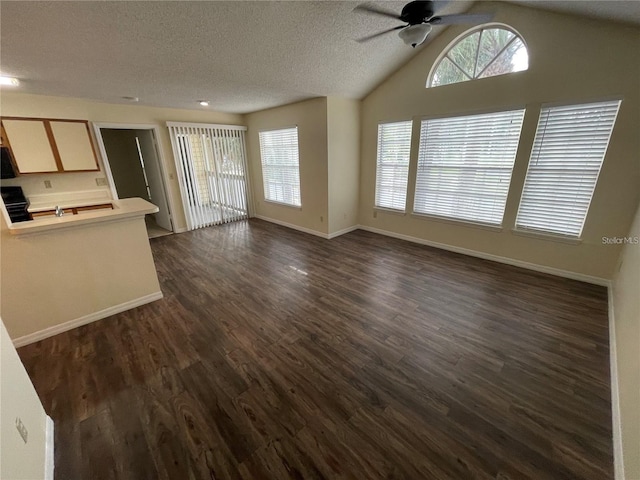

{"left": 199, "top": 100, "right": 209, "bottom": 107}
{"left": 0, "top": 76, "right": 20, "bottom": 87}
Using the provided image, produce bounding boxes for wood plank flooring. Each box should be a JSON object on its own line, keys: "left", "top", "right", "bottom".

{"left": 18, "top": 219, "right": 613, "bottom": 480}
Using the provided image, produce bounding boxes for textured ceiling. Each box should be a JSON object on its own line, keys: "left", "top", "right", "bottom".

{"left": 510, "top": 0, "right": 640, "bottom": 26}
{"left": 0, "top": 1, "right": 472, "bottom": 113}
{"left": 0, "top": 1, "right": 638, "bottom": 114}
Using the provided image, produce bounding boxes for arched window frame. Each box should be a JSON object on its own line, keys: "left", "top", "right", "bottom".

{"left": 427, "top": 23, "right": 528, "bottom": 88}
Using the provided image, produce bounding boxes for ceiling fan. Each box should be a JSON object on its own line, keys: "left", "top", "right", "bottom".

{"left": 355, "top": 0, "right": 493, "bottom": 48}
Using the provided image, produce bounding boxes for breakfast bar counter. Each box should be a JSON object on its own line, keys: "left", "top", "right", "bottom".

{"left": 1, "top": 197, "right": 163, "bottom": 344}
{"left": 7, "top": 198, "right": 158, "bottom": 236}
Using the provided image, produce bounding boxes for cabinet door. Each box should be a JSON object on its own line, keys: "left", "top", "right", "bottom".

{"left": 1, "top": 119, "right": 59, "bottom": 173}
{"left": 50, "top": 121, "right": 99, "bottom": 171}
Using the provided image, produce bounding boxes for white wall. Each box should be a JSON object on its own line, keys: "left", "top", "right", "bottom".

{"left": 611, "top": 202, "right": 640, "bottom": 480}
{"left": 0, "top": 93, "right": 244, "bottom": 232}
{"left": 359, "top": 2, "right": 640, "bottom": 280}
{"left": 0, "top": 318, "right": 48, "bottom": 480}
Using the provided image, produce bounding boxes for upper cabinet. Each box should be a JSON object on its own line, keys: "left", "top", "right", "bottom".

{"left": 2, "top": 119, "right": 58, "bottom": 173}
{"left": 1, "top": 117, "right": 99, "bottom": 174}
{"left": 49, "top": 121, "right": 99, "bottom": 171}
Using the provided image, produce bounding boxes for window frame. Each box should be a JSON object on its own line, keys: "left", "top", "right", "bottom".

{"left": 514, "top": 99, "right": 622, "bottom": 240}
{"left": 427, "top": 23, "right": 528, "bottom": 88}
{"left": 258, "top": 125, "right": 302, "bottom": 208}
{"left": 374, "top": 120, "right": 413, "bottom": 213}
{"left": 412, "top": 106, "right": 526, "bottom": 228}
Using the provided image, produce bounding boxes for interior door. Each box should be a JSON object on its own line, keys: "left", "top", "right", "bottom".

{"left": 135, "top": 130, "right": 173, "bottom": 231}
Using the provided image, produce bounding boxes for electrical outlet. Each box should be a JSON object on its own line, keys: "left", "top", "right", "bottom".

{"left": 320, "top": 216, "right": 324, "bottom": 223}
{"left": 44, "top": 180, "right": 52, "bottom": 189}
{"left": 373, "top": 211, "right": 378, "bottom": 219}
{"left": 15, "top": 417, "right": 28, "bottom": 444}
{"left": 95, "top": 177, "right": 108, "bottom": 186}
{"left": 169, "top": 173, "right": 175, "bottom": 180}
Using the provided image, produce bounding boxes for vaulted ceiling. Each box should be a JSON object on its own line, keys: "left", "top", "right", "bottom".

{"left": 1, "top": 1, "right": 638, "bottom": 114}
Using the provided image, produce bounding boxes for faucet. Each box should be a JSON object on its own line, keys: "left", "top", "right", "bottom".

{"left": 54, "top": 205, "right": 64, "bottom": 217}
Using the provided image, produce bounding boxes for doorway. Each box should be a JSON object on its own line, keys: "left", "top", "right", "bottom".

{"left": 94, "top": 125, "right": 174, "bottom": 238}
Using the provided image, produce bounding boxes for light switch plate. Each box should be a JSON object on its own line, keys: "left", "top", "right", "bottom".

{"left": 95, "top": 177, "right": 108, "bottom": 186}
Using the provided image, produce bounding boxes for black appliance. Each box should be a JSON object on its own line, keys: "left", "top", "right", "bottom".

{"left": 1, "top": 186, "right": 31, "bottom": 223}
{"left": 1, "top": 146, "right": 17, "bottom": 179}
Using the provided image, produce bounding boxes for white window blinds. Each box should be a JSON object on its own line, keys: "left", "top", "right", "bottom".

{"left": 167, "top": 122, "right": 249, "bottom": 231}
{"left": 375, "top": 121, "right": 412, "bottom": 211}
{"left": 259, "top": 127, "right": 301, "bottom": 207}
{"left": 414, "top": 109, "right": 525, "bottom": 225}
{"left": 516, "top": 100, "right": 621, "bottom": 237}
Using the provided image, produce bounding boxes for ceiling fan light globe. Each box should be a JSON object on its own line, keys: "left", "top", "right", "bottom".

{"left": 398, "top": 24, "right": 432, "bottom": 47}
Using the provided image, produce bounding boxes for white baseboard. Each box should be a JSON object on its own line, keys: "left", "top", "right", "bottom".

{"left": 254, "top": 215, "right": 329, "bottom": 239}
{"left": 253, "top": 215, "right": 359, "bottom": 240}
{"left": 45, "top": 416, "right": 54, "bottom": 480}
{"left": 174, "top": 226, "right": 189, "bottom": 233}
{"left": 12, "top": 291, "right": 163, "bottom": 348}
{"left": 359, "top": 225, "right": 609, "bottom": 286}
{"left": 328, "top": 225, "right": 360, "bottom": 239}
{"left": 252, "top": 219, "right": 609, "bottom": 286}
{"left": 608, "top": 285, "right": 625, "bottom": 480}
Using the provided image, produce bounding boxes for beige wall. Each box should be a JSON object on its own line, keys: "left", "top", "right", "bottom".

{"left": 327, "top": 97, "right": 360, "bottom": 235}
{"left": 0, "top": 318, "right": 48, "bottom": 480}
{"left": 0, "top": 214, "right": 161, "bottom": 339}
{"left": 245, "top": 97, "right": 329, "bottom": 235}
{"left": 0, "top": 92, "right": 244, "bottom": 231}
{"left": 612, "top": 203, "right": 640, "bottom": 480}
{"left": 359, "top": 2, "right": 640, "bottom": 280}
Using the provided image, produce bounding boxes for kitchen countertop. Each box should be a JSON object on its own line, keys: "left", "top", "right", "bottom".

{"left": 7, "top": 198, "right": 158, "bottom": 236}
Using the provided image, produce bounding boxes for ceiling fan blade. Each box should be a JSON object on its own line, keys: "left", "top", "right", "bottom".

{"left": 356, "top": 25, "right": 406, "bottom": 43}
{"left": 353, "top": 4, "right": 401, "bottom": 20}
{"left": 428, "top": 13, "right": 494, "bottom": 25}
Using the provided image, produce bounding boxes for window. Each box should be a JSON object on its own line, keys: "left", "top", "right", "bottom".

{"left": 429, "top": 26, "right": 528, "bottom": 88}
{"left": 259, "top": 127, "right": 301, "bottom": 207}
{"left": 414, "top": 109, "right": 525, "bottom": 226}
{"left": 516, "top": 100, "right": 621, "bottom": 238}
{"left": 375, "top": 121, "right": 413, "bottom": 211}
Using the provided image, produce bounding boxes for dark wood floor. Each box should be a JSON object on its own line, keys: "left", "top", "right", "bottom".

{"left": 19, "top": 219, "right": 613, "bottom": 480}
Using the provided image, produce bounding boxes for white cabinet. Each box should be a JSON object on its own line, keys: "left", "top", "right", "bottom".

{"left": 1, "top": 119, "right": 58, "bottom": 173}
{"left": 49, "top": 121, "right": 98, "bottom": 171}
{"left": 1, "top": 118, "right": 99, "bottom": 174}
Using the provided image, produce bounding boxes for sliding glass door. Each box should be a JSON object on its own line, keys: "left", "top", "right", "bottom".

{"left": 167, "top": 122, "right": 251, "bottom": 230}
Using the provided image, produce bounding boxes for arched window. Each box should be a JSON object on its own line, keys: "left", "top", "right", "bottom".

{"left": 428, "top": 26, "right": 528, "bottom": 88}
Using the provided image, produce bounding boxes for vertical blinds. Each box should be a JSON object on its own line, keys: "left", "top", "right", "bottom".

{"left": 516, "top": 100, "right": 621, "bottom": 237}
{"left": 375, "top": 121, "right": 413, "bottom": 211}
{"left": 259, "top": 127, "right": 301, "bottom": 207}
{"left": 414, "top": 109, "right": 525, "bottom": 225}
{"left": 167, "top": 122, "right": 250, "bottom": 231}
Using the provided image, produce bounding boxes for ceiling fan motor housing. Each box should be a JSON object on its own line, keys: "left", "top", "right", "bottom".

{"left": 400, "top": 0, "right": 434, "bottom": 25}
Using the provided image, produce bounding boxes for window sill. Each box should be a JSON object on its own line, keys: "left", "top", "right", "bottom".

{"left": 410, "top": 212, "right": 503, "bottom": 232}
{"left": 374, "top": 207, "right": 407, "bottom": 216}
{"left": 264, "top": 199, "right": 302, "bottom": 210}
{"left": 511, "top": 228, "right": 582, "bottom": 245}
